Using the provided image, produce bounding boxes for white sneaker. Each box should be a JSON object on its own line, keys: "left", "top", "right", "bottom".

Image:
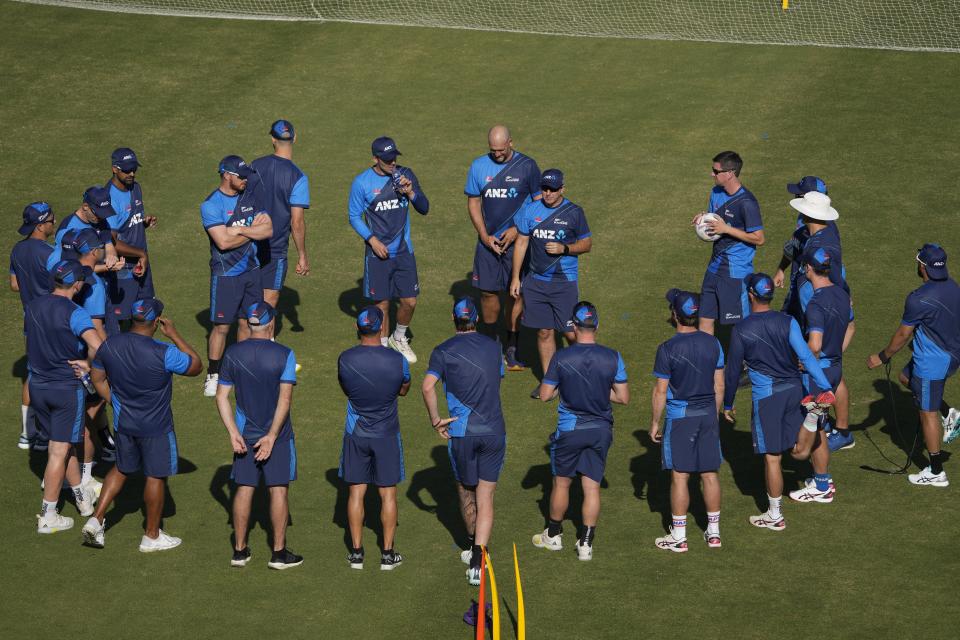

{"left": 654, "top": 531, "right": 688, "bottom": 553}
{"left": 943, "top": 409, "right": 960, "bottom": 444}
{"left": 83, "top": 479, "right": 103, "bottom": 501}
{"left": 203, "top": 373, "right": 219, "bottom": 397}
{"left": 37, "top": 512, "right": 74, "bottom": 534}
{"left": 139, "top": 529, "right": 182, "bottom": 552}
{"left": 908, "top": 466, "right": 949, "bottom": 487}
{"left": 17, "top": 434, "right": 30, "bottom": 450}
{"left": 789, "top": 482, "right": 836, "bottom": 503}
{"left": 531, "top": 529, "right": 562, "bottom": 551}
{"left": 466, "top": 566, "right": 481, "bottom": 586}
{"left": 75, "top": 487, "right": 95, "bottom": 517}
{"left": 387, "top": 336, "right": 417, "bottom": 364}
{"left": 574, "top": 539, "right": 593, "bottom": 561}
{"left": 749, "top": 511, "right": 786, "bottom": 531}
{"left": 941, "top": 407, "right": 959, "bottom": 431}
{"left": 82, "top": 517, "right": 105, "bottom": 548}
{"left": 460, "top": 548, "right": 473, "bottom": 565}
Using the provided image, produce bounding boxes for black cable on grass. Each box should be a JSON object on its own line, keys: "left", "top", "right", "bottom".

{"left": 860, "top": 362, "right": 920, "bottom": 475}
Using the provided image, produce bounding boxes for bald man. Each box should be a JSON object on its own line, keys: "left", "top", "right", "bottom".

{"left": 465, "top": 126, "right": 541, "bottom": 370}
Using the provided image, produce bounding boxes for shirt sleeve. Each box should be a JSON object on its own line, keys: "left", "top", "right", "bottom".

{"left": 218, "top": 352, "right": 234, "bottom": 386}
{"left": 201, "top": 199, "right": 224, "bottom": 230}
{"left": 805, "top": 300, "right": 825, "bottom": 335}
{"left": 542, "top": 352, "right": 560, "bottom": 387}
{"left": 576, "top": 207, "right": 591, "bottom": 240}
{"left": 164, "top": 344, "right": 192, "bottom": 375}
{"left": 83, "top": 282, "right": 106, "bottom": 319}
{"left": 348, "top": 177, "right": 374, "bottom": 241}
{"left": 526, "top": 158, "right": 542, "bottom": 202}
{"left": 614, "top": 353, "right": 628, "bottom": 383}
{"left": 515, "top": 203, "right": 532, "bottom": 236}
{"left": 405, "top": 169, "right": 429, "bottom": 215}
{"left": 281, "top": 349, "right": 298, "bottom": 384}
{"left": 723, "top": 327, "right": 744, "bottom": 409}
{"left": 69, "top": 307, "right": 95, "bottom": 338}
{"left": 92, "top": 348, "right": 104, "bottom": 370}
{"left": 426, "top": 348, "right": 444, "bottom": 380}
{"left": 9, "top": 253, "right": 15, "bottom": 276}
{"left": 401, "top": 357, "right": 411, "bottom": 384}
{"left": 464, "top": 160, "right": 483, "bottom": 197}
{"left": 789, "top": 318, "right": 832, "bottom": 391}
{"left": 742, "top": 197, "right": 763, "bottom": 232}
{"left": 715, "top": 338, "right": 726, "bottom": 369}
{"left": 290, "top": 173, "right": 310, "bottom": 208}
{"left": 652, "top": 344, "right": 671, "bottom": 379}
{"left": 901, "top": 291, "right": 924, "bottom": 326}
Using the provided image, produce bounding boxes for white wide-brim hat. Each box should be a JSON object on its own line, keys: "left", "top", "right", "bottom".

{"left": 789, "top": 191, "right": 839, "bottom": 221}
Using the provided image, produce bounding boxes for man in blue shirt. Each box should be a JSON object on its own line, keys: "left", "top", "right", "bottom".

{"left": 650, "top": 290, "right": 725, "bottom": 552}
{"left": 81, "top": 298, "right": 201, "bottom": 551}
{"left": 200, "top": 155, "right": 273, "bottom": 396}
{"left": 337, "top": 306, "right": 410, "bottom": 571}
{"left": 511, "top": 170, "right": 592, "bottom": 399}
{"left": 465, "top": 125, "right": 542, "bottom": 369}
{"left": 10, "top": 202, "right": 55, "bottom": 449}
{"left": 531, "top": 302, "right": 629, "bottom": 561}
{"left": 50, "top": 186, "right": 122, "bottom": 271}
{"left": 27, "top": 260, "right": 103, "bottom": 534}
{"left": 698, "top": 151, "right": 765, "bottom": 334}
{"left": 349, "top": 136, "right": 429, "bottom": 364}
{"left": 723, "top": 273, "right": 835, "bottom": 531}
{"left": 422, "top": 298, "right": 505, "bottom": 585}
{"left": 216, "top": 302, "right": 302, "bottom": 569}
{"left": 772, "top": 175, "right": 830, "bottom": 295}
{"left": 868, "top": 244, "right": 960, "bottom": 487}
{"left": 253, "top": 120, "right": 311, "bottom": 320}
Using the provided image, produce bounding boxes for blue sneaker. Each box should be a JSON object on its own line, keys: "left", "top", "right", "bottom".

{"left": 827, "top": 429, "right": 855, "bottom": 452}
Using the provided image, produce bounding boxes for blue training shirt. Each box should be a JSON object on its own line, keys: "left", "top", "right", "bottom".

{"left": 653, "top": 331, "right": 724, "bottom": 417}
{"left": 200, "top": 178, "right": 266, "bottom": 276}
{"left": 107, "top": 181, "right": 149, "bottom": 281}
{"left": 219, "top": 339, "right": 297, "bottom": 442}
{"left": 24, "top": 294, "right": 95, "bottom": 384}
{"left": 348, "top": 166, "right": 429, "bottom": 258}
{"left": 805, "top": 284, "right": 853, "bottom": 365}
{"left": 92, "top": 333, "right": 192, "bottom": 437}
{"left": 901, "top": 278, "right": 960, "bottom": 379}
{"left": 9, "top": 238, "right": 53, "bottom": 306}
{"left": 337, "top": 344, "right": 410, "bottom": 438}
{"left": 251, "top": 154, "right": 310, "bottom": 257}
{"left": 426, "top": 332, "right": 505, "bottom": 437}
{"left": 75, "top": 271, "right": 107, "bottom": 320}
{"left": 464, "top": 151, "right": 541, "bottom": 237}
{"left": 543, "top": 343, "right": 628, "bottom": 432}
{"left": 48, "top": 213, "right": 114, "bottom": 267}
{"left": 516, "top": 198, "right": 591, "bottom": 282}
{"left": 706, "top": 186, "right": 763, "bottom": 279}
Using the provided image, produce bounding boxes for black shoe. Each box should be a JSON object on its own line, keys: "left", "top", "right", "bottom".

{"left": 32, "top": 438, "right": 49, "bottom": 452}
{"left": 380, "top": 549, "right": 403, "bottom": 571}
{"left": 268, "top": 548, "right": 303, "bottom": 570}
{"left": 530, "top": 385, "right": 540, "bottom": 400}
{"left": 347, "top": 547, "right": 364, "bottom": 570}
{"left": 231, "top": 547, "right": 251, "bottom": 567}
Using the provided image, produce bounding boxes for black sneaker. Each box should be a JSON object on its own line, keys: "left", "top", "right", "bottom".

{"left": 529, "top": 385, "right": 540, "bottom": 400}
{"left": 231, "top": 547, "right": 251, "bottom": 567}
{"left": 380, "top": 549, "right": 403, "bottom": 571}
{"left": 347, "top": 547, "right": 364, "bottom": 570}
{"left": 267, "top": 548, "right": 303, "bottom": 570}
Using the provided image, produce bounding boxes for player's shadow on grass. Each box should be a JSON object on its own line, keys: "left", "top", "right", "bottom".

{"left": 275, "top": 285, "right": 304, "bottom": 336}
{"left": 324, "top": 467, "right": 387, "bottom": 552}
{"left": 338, "top": 279, "right": 408, "bottom": 341}
{"left": 521, "top": 445, "right": 608, "bottom": 534}
{"left": 100, "top": 459, "right": 196, "bottom": 533}
{"left": 12, "top": 355, "right": 28, "bottom": 382}
{"left": 195, "top": 308, "right": 240, "bottom": 351}
{"left": 630, "top": 429, "right": 709, "bottom": 533}
{"left": 852, "top": 378, "right": 942, "bottom": 470}
{"left": 718, "top": 415, "right": 769, "bottom": 511}
{"left": 209, "top": 464, "right": 292, "bottom": 550}
{"left": 406, "top": 445, "right": 466, "bottom": 547}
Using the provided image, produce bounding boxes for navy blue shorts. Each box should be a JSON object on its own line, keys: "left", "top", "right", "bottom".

{"left": 520, "top": 276, "right": 578, "bottom": 332}
{"left": 550, "top": 428, "right": 612, "bottom": 483}
{"left": 700, "top": 271, "right": 748, "bottom": 324}
{"left": 751, "top": 382, "right": 804, "bottom": 454}
{"left": 472, "top": 241, "right": 514, "bottom": 292}
{"left": 210, "top": 269, "right": 262, "bottom": 324}
{"left": 108, "top": 267, "right": 155, "bottom": 320}
{"left": 233, "top": 437, "right": 297, "bottom": 486}
{"left": 339, "top": 433, "right": 404, "bottom": 486}
{"left": 30, "top": 381, "right": 85, "bottom": 444}
{"left": 662, "top": 408, "right": 721, "bottom": 473}
{"left": 802, "top": 361, "right": 842, "bottom": 395}
{"left": 364, "top": 251, "right": 419, "bottom": 301}
{"left": 259, "top": 257, "right": 287, "bottom": 292}
{"left": 116, "top": 431, "right": 179, "bottom": 478}
{"left": 902, "top": 358, "right": 952, "bottom": 412}
{"left": 448, "top": 434, "right": 506, "bottom": 486}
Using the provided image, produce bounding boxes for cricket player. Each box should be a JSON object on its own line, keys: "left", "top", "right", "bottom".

{"left": 50, "top": 186, "right": 121, "bottom": 270}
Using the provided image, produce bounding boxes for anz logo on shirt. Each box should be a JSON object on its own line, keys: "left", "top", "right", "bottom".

{"left": 374, "top": 198, "right": 407, "bottom": 212}
{"left": 229, "top": 206, "right": 256, "bottom": 227}
{"left": 128, "top": 212, "right": 144, "bottom": 227}
{"left": 485, "top": 187, "right": 519, "bottom": 199}
{"left": 532, "top": 228, "right": 569, "bottom": 241}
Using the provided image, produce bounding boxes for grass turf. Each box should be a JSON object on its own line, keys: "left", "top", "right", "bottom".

{"left": 1, "top": 1, "right": 959, "bottom": 637}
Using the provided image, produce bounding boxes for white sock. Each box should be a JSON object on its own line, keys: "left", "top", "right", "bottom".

{"left": 380, "top": 337, "right": 389, "bottom": 347}
{"left": 802, "top": 412, "right": 820, "bottom": 433}
{"left": 707, "top": 511, "right": 720, "bottom": 536}
{"left": 81, "top": 462, "right": 93, "bottom": 485}
{"left": 393, "top": 324, "right": 408, "bottom": 342}
{"left": 671, "top": 515, "right": 687, "bottom": 541}
{"left": 768, "top": 495, "right": 783, "bottom": 520}
{"left": 71, "top": 485, "right": 84, "bottom": 502}
{"left": 41, "top": 500, "right": 57, "bottom": 518}
{"left": 21, "top": 405, "right": 29, "bottom": 437}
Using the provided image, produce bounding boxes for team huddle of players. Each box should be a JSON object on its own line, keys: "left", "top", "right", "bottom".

{"left": 10, "top": 123, "right": 960, "bottom": 578}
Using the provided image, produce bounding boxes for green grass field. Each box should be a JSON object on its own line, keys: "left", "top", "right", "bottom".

{"left": 2, "top": 1, "right": 959, "bottom": 637}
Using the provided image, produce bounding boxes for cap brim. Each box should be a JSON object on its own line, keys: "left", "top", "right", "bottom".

{"left": 664, "top": 288, "right": 680, "bottom": 305}
{"left": 376, "top": 151, "right": 401, "bottom": 161}
{"left": 114, "top": 162, "right": 140, "bottom": 171}
{"left": 17, "top": 223, "right": 36, "bottom": 235}
{"left": 91, "top": 205, "right": 114, "bottom": 219}
{"left": 786, "top": 183, "right": 804, "bottom": 195}
{"left": 789, "top": 198, "right": 839, "bottom": 221}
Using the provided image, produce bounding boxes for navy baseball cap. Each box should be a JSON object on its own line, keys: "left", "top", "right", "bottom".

{"left": 18, "top": 202, "right": 54, "bottom": 235}
{"left": 541, "top": 169, "right": 564, "bottom": 190}
{"left": 270, "top": 119, "right": 295, "bottom": 140}
{"left": 219, "top": 155, "right": 254, "bottom": 179}
{"left": 61, "top": 228, "right": 103, "bottom": 256}
{"left": 82, "top": 186, "right": 114, "bottom": 219}
{"left": 356, "top": 305, "right": 384, "bottom": 335}
{"left": 802, "top": 246, "right": 833, "bottom": 272}
{"left": 453, "top": 297, "right": 479, "bottom": 324}
{"left": 787, "top": 176, "right": 828, "bottom": 196}
{"left": 131, "top": 298, "right": 164, "bottom": 322}
{"left": 246, "top": 301, "right": 276, "bottom": 326}
{"left": 665, "top": 288, "right": 700, "bottom": 320}
{"left": 111, "top": 147, "right": 141, "bottom": 172}
{"left": 572, "top": 301, "right": 599, "bottom": 329}
{"left": 51, "top": 259, "right": 91, "bottom": 286}
{"left": 372, "top": 136, "right": 401, "bottom": 161}
{"left": 745, "top": 273, "right": 775, "bottom": 301}
{"left": 917, "top": 243, "right": 948, "bottom": 280}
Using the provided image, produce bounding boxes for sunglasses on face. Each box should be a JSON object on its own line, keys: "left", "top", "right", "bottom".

{"left": 712, "top": 167, "right": 732, "bottom": 175}
{"left": 541, "top": 186, "right": 561, "bottom": 192}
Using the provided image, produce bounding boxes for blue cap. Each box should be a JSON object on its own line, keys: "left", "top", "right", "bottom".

{"left": 541, "top": 169, "right": 564, "bottom": 190}
{"left": 572, "top": 301, "right": 599, "bottom": 329}
{"left": 665, "top": 288, "right": 700, "bottom": 320}
{"left": 453, "top": 297, "right": 479, "bottom": 324}
{"left": 787, "top": 175, "right": 828, "bottom": 196}
{"left": 745, "top": 272, "right": 775, "bottom": 301}
{"left": 18, "top": 202, "right": 54, "bottom": 235}
{"left": 371, "top": 136, "right": 401, "bottom": 161}
{"left": 219, "top": 155, "right": 254, "bottom": 178}
{"left": 51, "top": 259, "right": 92, "bottom": 286}
{"left": 131, "top": 298, "right": 164, "bottom": 322}
{"left": 270, "top": 119, "right": 295, "bottom": 140}
{"left": 917, "top": 243, "right": 948, "bottom": 280}
{"left": 802, "top": 246, "right": 833, "bottom": 272}
{"left": 111, "top": 147, "right": 141, "bottom": 172}
{"left": 82, "top": 186, "right": 114, "bottom": 219}
{"left": 245, "top": 301, "right": 276, "bottom": 326}
{"left": 357, "top": 305, "right": 384, "bottom": 335}
{"left": 61, "top": 228, "right": 103, "bottom": 257}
